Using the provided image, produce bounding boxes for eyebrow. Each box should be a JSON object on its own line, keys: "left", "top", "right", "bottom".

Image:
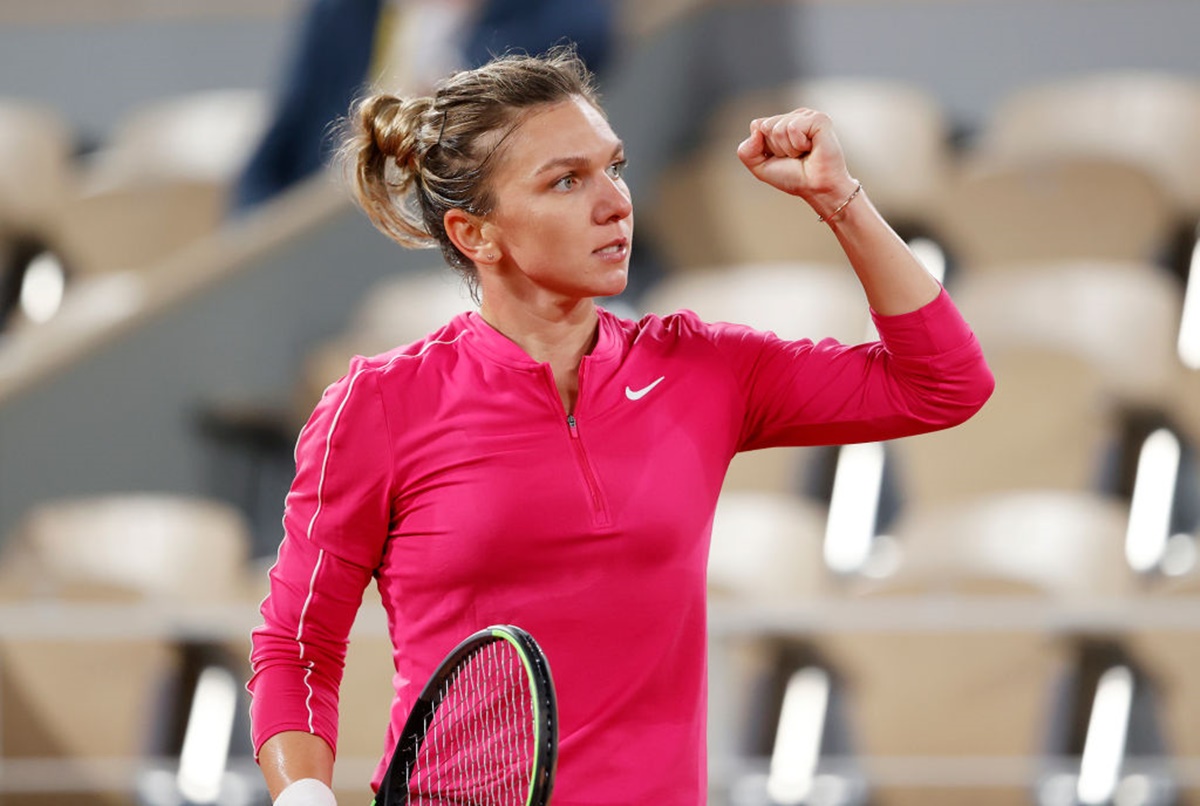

{"left": 532, "top": 143, "right": 625, "bottom": 177}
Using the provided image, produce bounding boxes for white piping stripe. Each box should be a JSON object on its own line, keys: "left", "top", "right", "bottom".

{"left": 304, "top": 333, "right": 463, "bottom": 543}
{"left": 306, "top": 372, "right": 363, "bottom": 541}
{"left": 296, "top": 548, "right": 325, "bottom": 733}
{"left": 289, "top": 331, "right": 464, "bottom": 734}
{"left": 413, "top": 332, "right": 466, "bottom": 357}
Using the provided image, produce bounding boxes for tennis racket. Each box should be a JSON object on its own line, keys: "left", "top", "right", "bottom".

{"left": 374, "top": 624, "right": 558, "bottom": 806}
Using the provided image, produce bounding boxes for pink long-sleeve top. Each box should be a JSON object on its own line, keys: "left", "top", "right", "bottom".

{"left": 248, "top": 287, "right": 993, "bottom": 805}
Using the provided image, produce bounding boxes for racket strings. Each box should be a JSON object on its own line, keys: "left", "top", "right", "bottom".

{"left": 407, "top": 640, "right": 537, "bottom": 805}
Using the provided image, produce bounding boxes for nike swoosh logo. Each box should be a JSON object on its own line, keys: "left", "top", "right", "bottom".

{"left": 625, "top": 376, "right": 665, "bottom": 401}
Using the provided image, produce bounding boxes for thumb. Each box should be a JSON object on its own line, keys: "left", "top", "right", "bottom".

{"left": 736, "top": 126, "right": 768, "bottom": 170}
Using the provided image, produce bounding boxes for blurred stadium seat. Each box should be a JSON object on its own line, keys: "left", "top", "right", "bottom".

{"left": 823, "top": 489, "right": 1137, "bottom": 806}
{"left": 297, "top": 267, "right": 476, "bottom": 417}
{"left": 54, "top": 90, "right": 269, "bottom": 279}
{"left": 933, "top": 155, "right": 1178, "bottom": 273}
{"left": 87, "top": 90, "right": 269, "bottom": 188}
{"left": 708, "top": 489, "right": 833, "bottom": 604}
{"left": 0, "top": 99, "right": 75, "bottom": 239}
{"left": 677, "top": 77, "right": 953, "bottom": 270}
{"left": 2, "top": 493, "right": 252, "bottom": 602}
{"left": 951, "top": 259, "right": 1185, "bottom": 407}
{"left": 978, "top": 71, "right": 1200, "bottom": 220}
{"left": 0, "top": 493, "right": 257, "bottom": 804}
{"left": 890, "top": 346, "right": 1115, "bottom": 507}
{"left": 1127, "top": 565, "right": 1200, "bottom": 798}
{"left": 56, "top": 178, "right": 230, "bottom": 278}
{"left": 639, "top": 147, "right": 735, "bottom": 273}
{"left": 0, "top": 100, "right": 77, "bottom": 329}
{"left": 880, "top": 490, "right": 1137, "bottom": 599}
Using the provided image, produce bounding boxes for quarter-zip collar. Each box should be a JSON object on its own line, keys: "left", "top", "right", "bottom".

{"left": 459, "top": 304, "right": 624, "bottom": 370}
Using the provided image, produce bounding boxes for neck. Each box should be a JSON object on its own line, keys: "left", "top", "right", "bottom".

{"left": 478, "top": 294, "right": 600, "bottom": 368}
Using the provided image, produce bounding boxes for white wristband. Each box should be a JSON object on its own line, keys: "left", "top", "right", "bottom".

{"left": 274, "top": 778, "right": 337, "bottom": 806}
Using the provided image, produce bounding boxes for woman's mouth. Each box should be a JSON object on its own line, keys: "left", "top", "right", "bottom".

{"left": 594, "top": 238, "right": 629, "bottom": 259}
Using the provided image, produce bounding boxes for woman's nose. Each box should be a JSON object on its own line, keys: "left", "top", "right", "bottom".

{"left": 595, "top": 175, "right": 633, "bottom": 223}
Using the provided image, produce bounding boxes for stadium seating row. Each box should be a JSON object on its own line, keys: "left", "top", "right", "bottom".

{"left": 1, "top": 483, "right": 1198, "bottom": 805}
{"left": 4, "top": 70, "right": 1199, "bottom": 348}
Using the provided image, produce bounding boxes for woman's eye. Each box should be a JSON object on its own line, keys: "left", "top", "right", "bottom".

{"left": 607, "top": 159, "right": 627, "bottom": 179}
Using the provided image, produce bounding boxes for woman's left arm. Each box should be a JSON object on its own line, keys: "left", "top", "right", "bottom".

{"left": 727, "top": 107, "right": 992, "bottom": 448}
{"left": 736, "top": 107, "right": 940, "bottom": 315}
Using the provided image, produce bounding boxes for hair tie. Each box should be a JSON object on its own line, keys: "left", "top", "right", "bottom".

{"left": 435, "top": 110, "right": 448, "bottom": 148}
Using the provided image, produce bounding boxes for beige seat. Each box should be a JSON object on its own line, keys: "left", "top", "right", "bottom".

{"left": 709, "top": 78, "right": 953, "bottom": 225}
{"left": 950, "top": 259, "right": 1185, "bottom": 407}
{"left": 0, "top": 101, "right": 77, "bottom": 330}
{"left": 934, "top": 154, "right": 1178, "bottom": 272}
{"left": 890, "top": 346, "right": 1116, "bottom": 509}
{"left": 85, "top": 89, "right": 269, "bottom": 188}
{"left": 823, "top": 490, "right": 1136, "bottom": 806}
{"left": 979, "top": 71, "right": 1200, "bottom": 218}
{"left": 0, "top": 494, "right": 255, "bottom": 803}
{"left": 0, "top": 100, "right": 76, "bottom": 239}
{"left": 639, "top": 260, "right": 869, "bottom": 342}
{"left": 1161, "top": 355, "right": 1200, "bottom": 454}
{"left": 705, "top": 490, "right": 835, "bottom": 775}
{"left": 931, "top": 264, "right": 1186, "bottom": 557}
{"left": 691, "top": 77, "right": 953, "bottom": 266}
{"left": 55, "top": 90, "right": 269, "bottom": 279}
{"left": 638, "top": 147, "right": 736, "bottom": 273}
{"left": 4, "top": 493, "right": 252, "bottom": 603}
{"left": 1125, "top": 558, "right": 1200, "bottom": 786}
{"left": 877, "top": 490, "right": 1136, "bottom": 599}
{"left": 641, "top": 261, "right": 870, "bottom": 495}
{"left": 708, "top": 490, "right": 832, "bottom": 603}
{"left": 298, "top": 268, "right": 476, "bottom": 415}
{"left": 56, "top": 177, "right": 229, "bottom": 278}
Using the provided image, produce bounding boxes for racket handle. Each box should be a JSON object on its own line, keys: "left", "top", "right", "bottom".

{"left": 274, "top": 778, "right": 338, "bottom": 806}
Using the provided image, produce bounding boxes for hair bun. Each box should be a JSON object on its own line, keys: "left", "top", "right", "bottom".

{"left": 359, "top": 94, "right": 434, "bottom": 167}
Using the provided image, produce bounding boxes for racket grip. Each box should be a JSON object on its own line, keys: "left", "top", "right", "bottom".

{"left": 274, "top": 778, "right": 338, "bottom": 806}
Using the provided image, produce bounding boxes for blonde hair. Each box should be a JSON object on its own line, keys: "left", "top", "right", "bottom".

{"left": 341, "top": 48, "right": 601, "bottom": 293}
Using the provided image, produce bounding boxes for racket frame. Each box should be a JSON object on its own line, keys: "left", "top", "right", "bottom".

{"left": 377, "top": 624, "right": 558, "bottom": 806}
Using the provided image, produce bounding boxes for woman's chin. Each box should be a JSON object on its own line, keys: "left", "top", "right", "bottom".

{"left": 604, "top": 263, "right": 631, "bottom": 293}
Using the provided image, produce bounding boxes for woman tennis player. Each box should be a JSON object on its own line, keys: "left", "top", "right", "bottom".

{"left": 248, "top": 47, "right": 994, "bottom": 806}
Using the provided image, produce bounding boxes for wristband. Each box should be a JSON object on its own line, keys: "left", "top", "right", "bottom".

{"left": 274, "top": 778, "right": 337, "bottom": 806}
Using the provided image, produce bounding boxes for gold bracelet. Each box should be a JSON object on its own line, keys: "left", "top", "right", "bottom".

{"left": 816, "top": 180, "right": 863, "bottom": 223}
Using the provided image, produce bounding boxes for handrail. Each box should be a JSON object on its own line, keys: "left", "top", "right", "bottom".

{"left": 2, "top": 595, "right": 1200, "bottom": 641}
{"left": 0, "top": 177, "right": 349, "bottom": 407}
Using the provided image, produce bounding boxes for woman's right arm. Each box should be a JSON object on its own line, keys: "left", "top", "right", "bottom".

{"left": 248, "top": 359, "right": 398, "bottom": 803}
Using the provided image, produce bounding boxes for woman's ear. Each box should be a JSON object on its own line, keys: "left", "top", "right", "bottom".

{"left": 444, "top": 209, "right": 499, "bottom": 266}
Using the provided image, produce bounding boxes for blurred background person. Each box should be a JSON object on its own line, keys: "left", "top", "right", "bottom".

{"left": 228, "top": 0, "right": 617, "bottom": 215}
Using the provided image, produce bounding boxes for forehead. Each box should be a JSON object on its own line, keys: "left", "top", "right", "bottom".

{"left": 494, "top": 97, "right": 620, "bottom": 176}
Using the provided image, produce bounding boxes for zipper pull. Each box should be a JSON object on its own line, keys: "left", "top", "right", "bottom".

{"left": 567, "top": 414, "right": 579, "bottom": 438}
